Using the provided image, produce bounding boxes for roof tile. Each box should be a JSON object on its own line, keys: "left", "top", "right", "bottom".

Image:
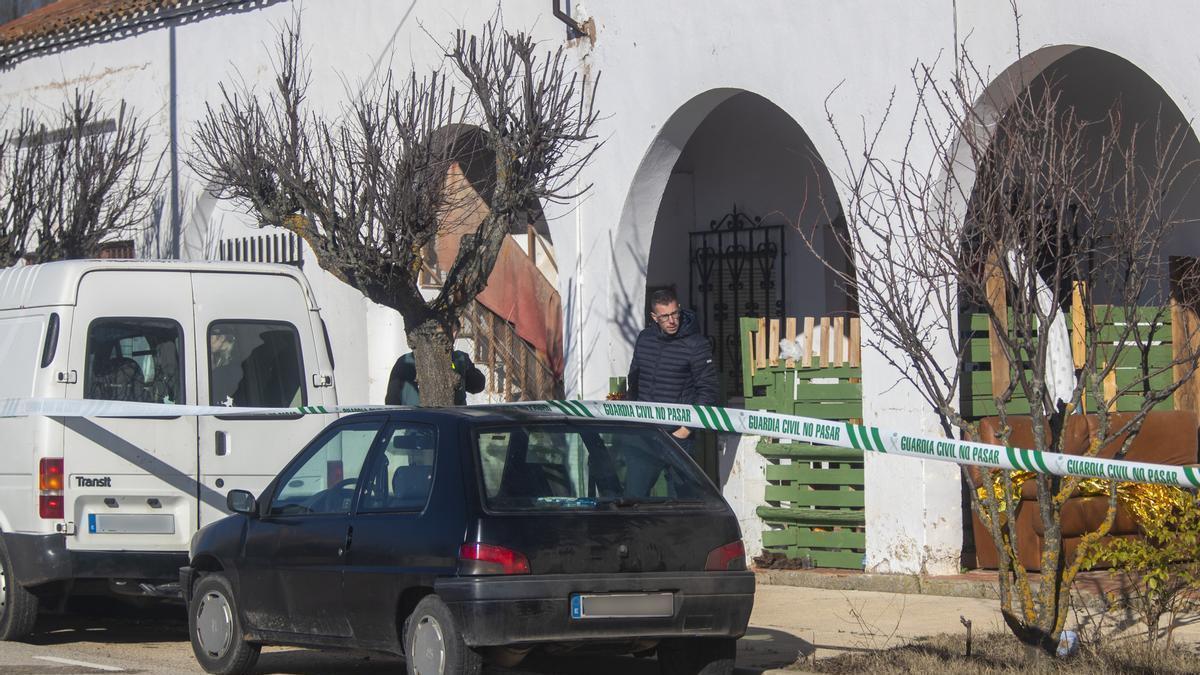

{"left": 0, "top": 1, "right": 185, "bottom": 48}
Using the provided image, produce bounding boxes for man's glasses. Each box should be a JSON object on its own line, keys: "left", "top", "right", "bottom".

{"left": 653, "top": 310, "right": 680, "bottom": 323}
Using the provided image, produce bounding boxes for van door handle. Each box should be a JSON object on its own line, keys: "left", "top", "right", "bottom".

{"left": 215, "top": 431, "right": 229, "bottom": 456}
{"left": 312, "top": 373, "right": 333, "bottom": 388}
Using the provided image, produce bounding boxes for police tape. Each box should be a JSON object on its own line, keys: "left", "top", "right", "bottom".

{"left": 3, "top": 397, "right": 1199, "bottom": 490}
{"left": 0, "top": 397, "right": 392, "bottom": 419}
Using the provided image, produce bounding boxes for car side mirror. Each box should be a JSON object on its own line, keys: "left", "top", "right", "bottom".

{"left": 227, "top": 489, "right": 257, "bottom": 516}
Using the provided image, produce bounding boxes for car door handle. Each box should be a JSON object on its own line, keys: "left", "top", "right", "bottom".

{"left": 340, "top": 525, "right": 354, "bottom": 557}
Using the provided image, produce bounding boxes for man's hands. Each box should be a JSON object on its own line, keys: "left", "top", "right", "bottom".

{"left": 672, "top": 426, "right": 691, "bottom": 439}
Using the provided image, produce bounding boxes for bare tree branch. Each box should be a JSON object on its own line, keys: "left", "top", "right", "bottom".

{"left": 1, "top": 92, "right": 159, "bottom": 264}
{"left": 804, "top": 15, "right": 1200, "bottom": 657}
{"left": 190, "top": 17, "right": 599, "bottom": 405}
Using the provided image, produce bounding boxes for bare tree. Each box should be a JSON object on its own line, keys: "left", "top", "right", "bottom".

{"left": 191, "top": 18, "right": 599, "bottom": 406}
{"left": 0, "top": 110, "right": 39, "bottom": 266}
{"left": 0, "top": 92, "right": 161, "bottom": 265}
{"left": 808, "top": 21, "right": 1200, "bottom": 658}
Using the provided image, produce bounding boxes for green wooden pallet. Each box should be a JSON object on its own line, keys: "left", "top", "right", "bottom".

{"left": 742, "top": 316, "right": 867, "bottom": 569}
{"left": 962, "top": 307, "right": 1176, "bottom": 419}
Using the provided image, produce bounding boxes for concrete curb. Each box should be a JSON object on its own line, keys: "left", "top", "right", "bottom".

{"left": 754, "top": 569, "right": 1003, "bottom": 601}
{"left": 754, "top": 569, "right": 1117, "bottom": 613}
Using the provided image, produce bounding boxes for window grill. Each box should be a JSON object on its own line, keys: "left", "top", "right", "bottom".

{"left": 218, "top": 232, "right": 303, "bottom": 267}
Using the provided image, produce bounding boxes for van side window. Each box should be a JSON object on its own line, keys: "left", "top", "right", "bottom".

{"left": 40, "top": 313, "right": 60, "bottom": 368}
{"left": 84, "top": 319, "right": 184, "bottom": 404}
{"left": 208, "top": 321, "right": 306, "bottom": 407}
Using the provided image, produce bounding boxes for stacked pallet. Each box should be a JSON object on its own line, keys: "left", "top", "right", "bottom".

{"left": 963, "top": 283, "right": 1177, "bottom": 418}
{"left": 741, "top": 316, "right": 866, "bottom": 569}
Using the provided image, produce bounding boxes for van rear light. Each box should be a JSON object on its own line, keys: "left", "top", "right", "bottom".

{"left": 39, "top": 458, "right": 64, "bottom": 491}
{"left": 39, "top": 495, "right": 64, "bottom": 519}
{"left": 705, "top": 540, "right": 746, "bottom": 571}
{"left": 458, "top": 543, "right": 531, "bottom": 575}
{"left": 39, "top": 457, "right": 65, "bottom": 519}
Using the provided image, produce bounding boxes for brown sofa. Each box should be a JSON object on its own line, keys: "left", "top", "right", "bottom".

{"left": 970, "top": 410, "right": 1198, "bottom": 571}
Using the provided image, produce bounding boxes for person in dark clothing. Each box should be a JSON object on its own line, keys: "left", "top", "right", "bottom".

{"left": 624, "top": 288, "right": 719, "bottom": 493}
{"left": 385, "top": 350, "right": 486, "bottom": 406}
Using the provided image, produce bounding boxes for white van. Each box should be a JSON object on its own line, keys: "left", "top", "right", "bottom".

{"left": 0, "top": 260, "right": 339, "bottom": 640}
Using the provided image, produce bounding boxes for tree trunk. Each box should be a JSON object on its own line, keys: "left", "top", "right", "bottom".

{"left": 1022, "top": 641, "right": 1048, "bottom": 665}
{"left": 406, "top": 315, "right": 457, "bottom": 407}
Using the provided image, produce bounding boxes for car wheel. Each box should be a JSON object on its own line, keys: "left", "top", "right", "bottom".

{"left": 0, "top": 536, "right": 38, "bottom": 641}
{"left": 658, "top": 637, "right": 736, "bottom": 675}
{"left": 404, "top": 595, "right": 482, "bottom": 675}
{"left": 188, "top": 573, "right": 260, "bottom": 675}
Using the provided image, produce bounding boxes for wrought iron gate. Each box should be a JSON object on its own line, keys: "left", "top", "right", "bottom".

{"left": 690, "top": 206, "right": 786, "bottom": 400}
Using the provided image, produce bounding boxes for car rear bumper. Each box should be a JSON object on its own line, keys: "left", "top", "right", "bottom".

{"left": 2, "top": 532, "right": 186, "bottom": 587}
{"left": 435, "top": 571, "right": 755, "bottom": 647}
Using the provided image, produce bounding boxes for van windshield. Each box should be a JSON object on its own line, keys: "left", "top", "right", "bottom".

{"left": 474, "top": 423, "right": 722, "bottom": 511}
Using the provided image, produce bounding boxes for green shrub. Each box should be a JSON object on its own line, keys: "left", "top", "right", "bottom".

{"left": 1081, "top": 489, "right": 1200, "bottom": 647}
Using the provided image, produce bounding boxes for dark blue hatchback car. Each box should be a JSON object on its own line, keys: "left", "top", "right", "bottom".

{"left": 181, "top": 408, "right": 754, "bottom": 675}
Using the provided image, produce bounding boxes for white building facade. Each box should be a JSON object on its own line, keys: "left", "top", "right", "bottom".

{"left": 5, "top": 0, "right": 1200, "bottom": 574}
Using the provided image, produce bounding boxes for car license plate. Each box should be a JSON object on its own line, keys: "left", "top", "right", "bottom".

{"left": 88, "top": 513, "right": 175, "bottom": 534}
{"left": 570, "top": 592, "right": 674, "bottom": 619}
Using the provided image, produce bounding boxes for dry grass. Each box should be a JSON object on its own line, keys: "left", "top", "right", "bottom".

{"left": 806, "top": 632, "right": 1200, "bottom": 674}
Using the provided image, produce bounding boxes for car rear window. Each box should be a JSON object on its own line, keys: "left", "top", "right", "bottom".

{"left": 474, "top": 423, "right": 723, "bottom": 511}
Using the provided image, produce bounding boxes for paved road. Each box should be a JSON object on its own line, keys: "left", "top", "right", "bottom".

{"left": 11, "top": 579, "right": 1197, "bottom": 674}
{"left": 0, "top": 595, "right": 807, "bottom": 674}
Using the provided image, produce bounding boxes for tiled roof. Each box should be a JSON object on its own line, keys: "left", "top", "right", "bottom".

{"left": 0, "top": 1, "right": 187, "bottom": 49}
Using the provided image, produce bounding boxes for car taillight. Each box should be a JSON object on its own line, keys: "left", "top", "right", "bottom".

{"left": 458, "top": 543, "right": 531, "bottom": 575}
{"left": 40, "top": 458, "right": 64, "bottom": 491}
{"left": 39, "top": 495, "right": 64, "bottom": 519}
{"left": 705, "top": 540, "right": 746, "bottom": 571}
{"left": 39, "top": 458, "right": 64, "bottom": 519}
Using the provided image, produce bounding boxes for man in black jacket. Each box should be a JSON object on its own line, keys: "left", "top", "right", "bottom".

{"left": 626, "top": 288, "right": 718, "bottom": 478}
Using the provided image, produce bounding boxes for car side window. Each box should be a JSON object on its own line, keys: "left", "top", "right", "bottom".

{"left": 269, "top": 420, "right": 383, "bottom": 516}
{"left": 358, "top": 424, "right": 438, "bottom": 513}
{"left": 84, "top": 318, "right": 184, "bottom": 404}
{"left": 208, "top": 320, "right": 305, "bottom": 407}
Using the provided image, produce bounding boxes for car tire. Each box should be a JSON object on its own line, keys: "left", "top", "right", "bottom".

{"left": 188, "top": 573, "right": 260, "bottom": 675}
{"left": 404, "top": 595, "right": 482, "bottom": 675}
{"left": 657, "top": 636, "right": 736, "bottom": 675}
{"left": 0, "top": 536, "right": 39, "bottom": 641}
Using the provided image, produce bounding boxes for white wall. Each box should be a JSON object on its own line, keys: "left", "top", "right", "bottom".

{"left": 8, "top": 0, "right": 1200, "bottom": 574}
{"left": 721, "top": 433, "right": 769, "bottom": 559}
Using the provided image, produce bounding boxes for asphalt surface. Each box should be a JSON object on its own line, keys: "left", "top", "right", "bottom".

{"left": 10, "top": 577, "right": 1199, "bottom": 674}
{"left": 0, "top": 595, "right": 802, "bottom": 674}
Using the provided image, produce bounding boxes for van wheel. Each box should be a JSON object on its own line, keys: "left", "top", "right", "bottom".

{"left": 658, "top": 637, "right": 736, "bottom": 675}
{"left": 188, "top": 573, "right": 260, "bottom": 675}
{"left": 404, "top": 595, "right": 482, "bottom": 675}
{"left": 0, "top": 536, "right": 38, "bottom": 641}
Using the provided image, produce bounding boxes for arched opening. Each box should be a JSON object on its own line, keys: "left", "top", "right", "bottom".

{"left": 960, "top": 47, "right": 1200, "bottom": 570}
{"left": 611, "top": 90, "right": 860, "bottom": 567}
{"left": 637, "top": 91, "right": 854, "bottom": 403}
